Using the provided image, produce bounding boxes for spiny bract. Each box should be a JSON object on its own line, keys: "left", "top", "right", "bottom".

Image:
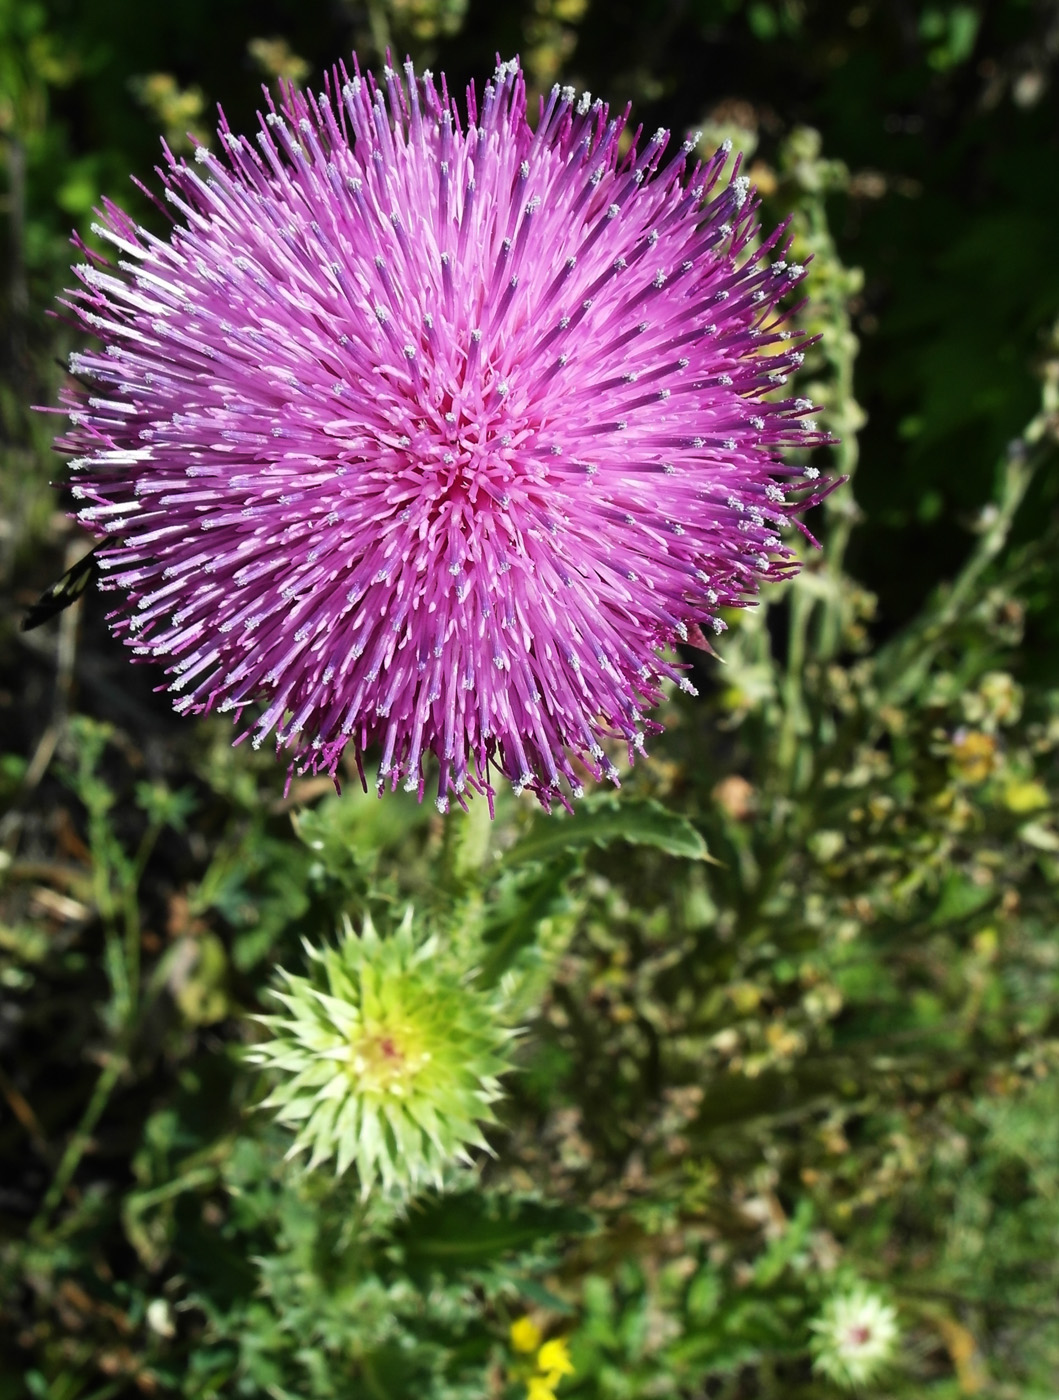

{"left": 246, "top": 911, "right": 515, "bottom": 1195}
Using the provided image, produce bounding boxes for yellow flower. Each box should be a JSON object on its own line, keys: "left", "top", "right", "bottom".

{"left": 527, "top": 1378, "right": 559, "bottom": 1400}
{"left": 537, "top": 1338, "right": 575, "bottom": 1380}
{"left": 510, "top": 1317, "right": 543, "bottom": 1354}
{"left": 950, "top": 729, "right": 996, "bottom": 783}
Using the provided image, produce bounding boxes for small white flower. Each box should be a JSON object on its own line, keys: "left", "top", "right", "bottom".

{"left": 810, "top": 1285, "right": 900, "bottom": 1389}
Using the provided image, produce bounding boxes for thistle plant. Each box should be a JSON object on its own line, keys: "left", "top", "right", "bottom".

{"left": 53, "top": 54, "right": 829, "bottom": 810}
{"left": 246, "top": 910, "right": 516, "bottom": 1195}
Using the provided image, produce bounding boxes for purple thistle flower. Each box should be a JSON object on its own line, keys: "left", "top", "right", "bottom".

{"left": 58, "top": 56, "right": 829, "bottom": 812}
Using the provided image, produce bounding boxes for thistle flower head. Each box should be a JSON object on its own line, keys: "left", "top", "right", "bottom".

{"left": 809, "top": 1284, "right": 900, "bottom": 1389}
{"left": 60, "top": 55, "right": 828, "bottom": 811}
{"left": 246, "top": 911, "right": 514, "bottom": 1194}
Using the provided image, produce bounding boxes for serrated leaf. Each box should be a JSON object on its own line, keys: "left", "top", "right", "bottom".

{"left": 504, "top": 794, "right": 710, "bottom": 867}
{"left": 389, "top": 1191, "right": 595, "bottom": 1281}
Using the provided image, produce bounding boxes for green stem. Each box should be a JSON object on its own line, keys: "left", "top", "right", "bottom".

{"left": 875, "top": 442, "right": 1040, "bottom": 711}
{"left": 437, "top": 798, "right": 493, "bottom": 963}
{"left": 798, "top": 175, "right": 864, "bottom": 662}
{"left": 122, "top": 817, "right": 164, "bottom": 1018}
{"left": 30, "top": 1044, "right": 128, "bottom": 1237}
{"left": 31, "top": 823, "right": 169, "bottom": 1237}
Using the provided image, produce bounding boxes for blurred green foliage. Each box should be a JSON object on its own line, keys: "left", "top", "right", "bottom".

{"left": 3, "top": 2, "right": 1059, "bottom": 1398}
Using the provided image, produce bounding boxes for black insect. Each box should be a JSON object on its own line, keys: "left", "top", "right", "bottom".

{"left": 21, "top": 547, "right": 101, "bottom": 632}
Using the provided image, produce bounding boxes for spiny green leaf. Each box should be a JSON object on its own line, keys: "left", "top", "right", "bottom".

{"left": 389, "top": 1191, "right": 595, "bottom": 1278}
{"left": 503, "top": 793, "right": 710, "bottom": 867}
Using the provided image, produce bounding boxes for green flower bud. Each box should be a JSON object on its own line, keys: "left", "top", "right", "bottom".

{"left": 247, "top": 910, "right": 515, "bottom": 1196}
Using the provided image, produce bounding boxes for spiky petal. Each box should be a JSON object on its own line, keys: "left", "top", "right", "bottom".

{"left": 59, "top": 56, "right": 828, "bottom": 811}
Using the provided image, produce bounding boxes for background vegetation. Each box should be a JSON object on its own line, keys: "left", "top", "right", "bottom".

{"left": 2, "top": 1, "right": 1059, "bottom": 1396}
